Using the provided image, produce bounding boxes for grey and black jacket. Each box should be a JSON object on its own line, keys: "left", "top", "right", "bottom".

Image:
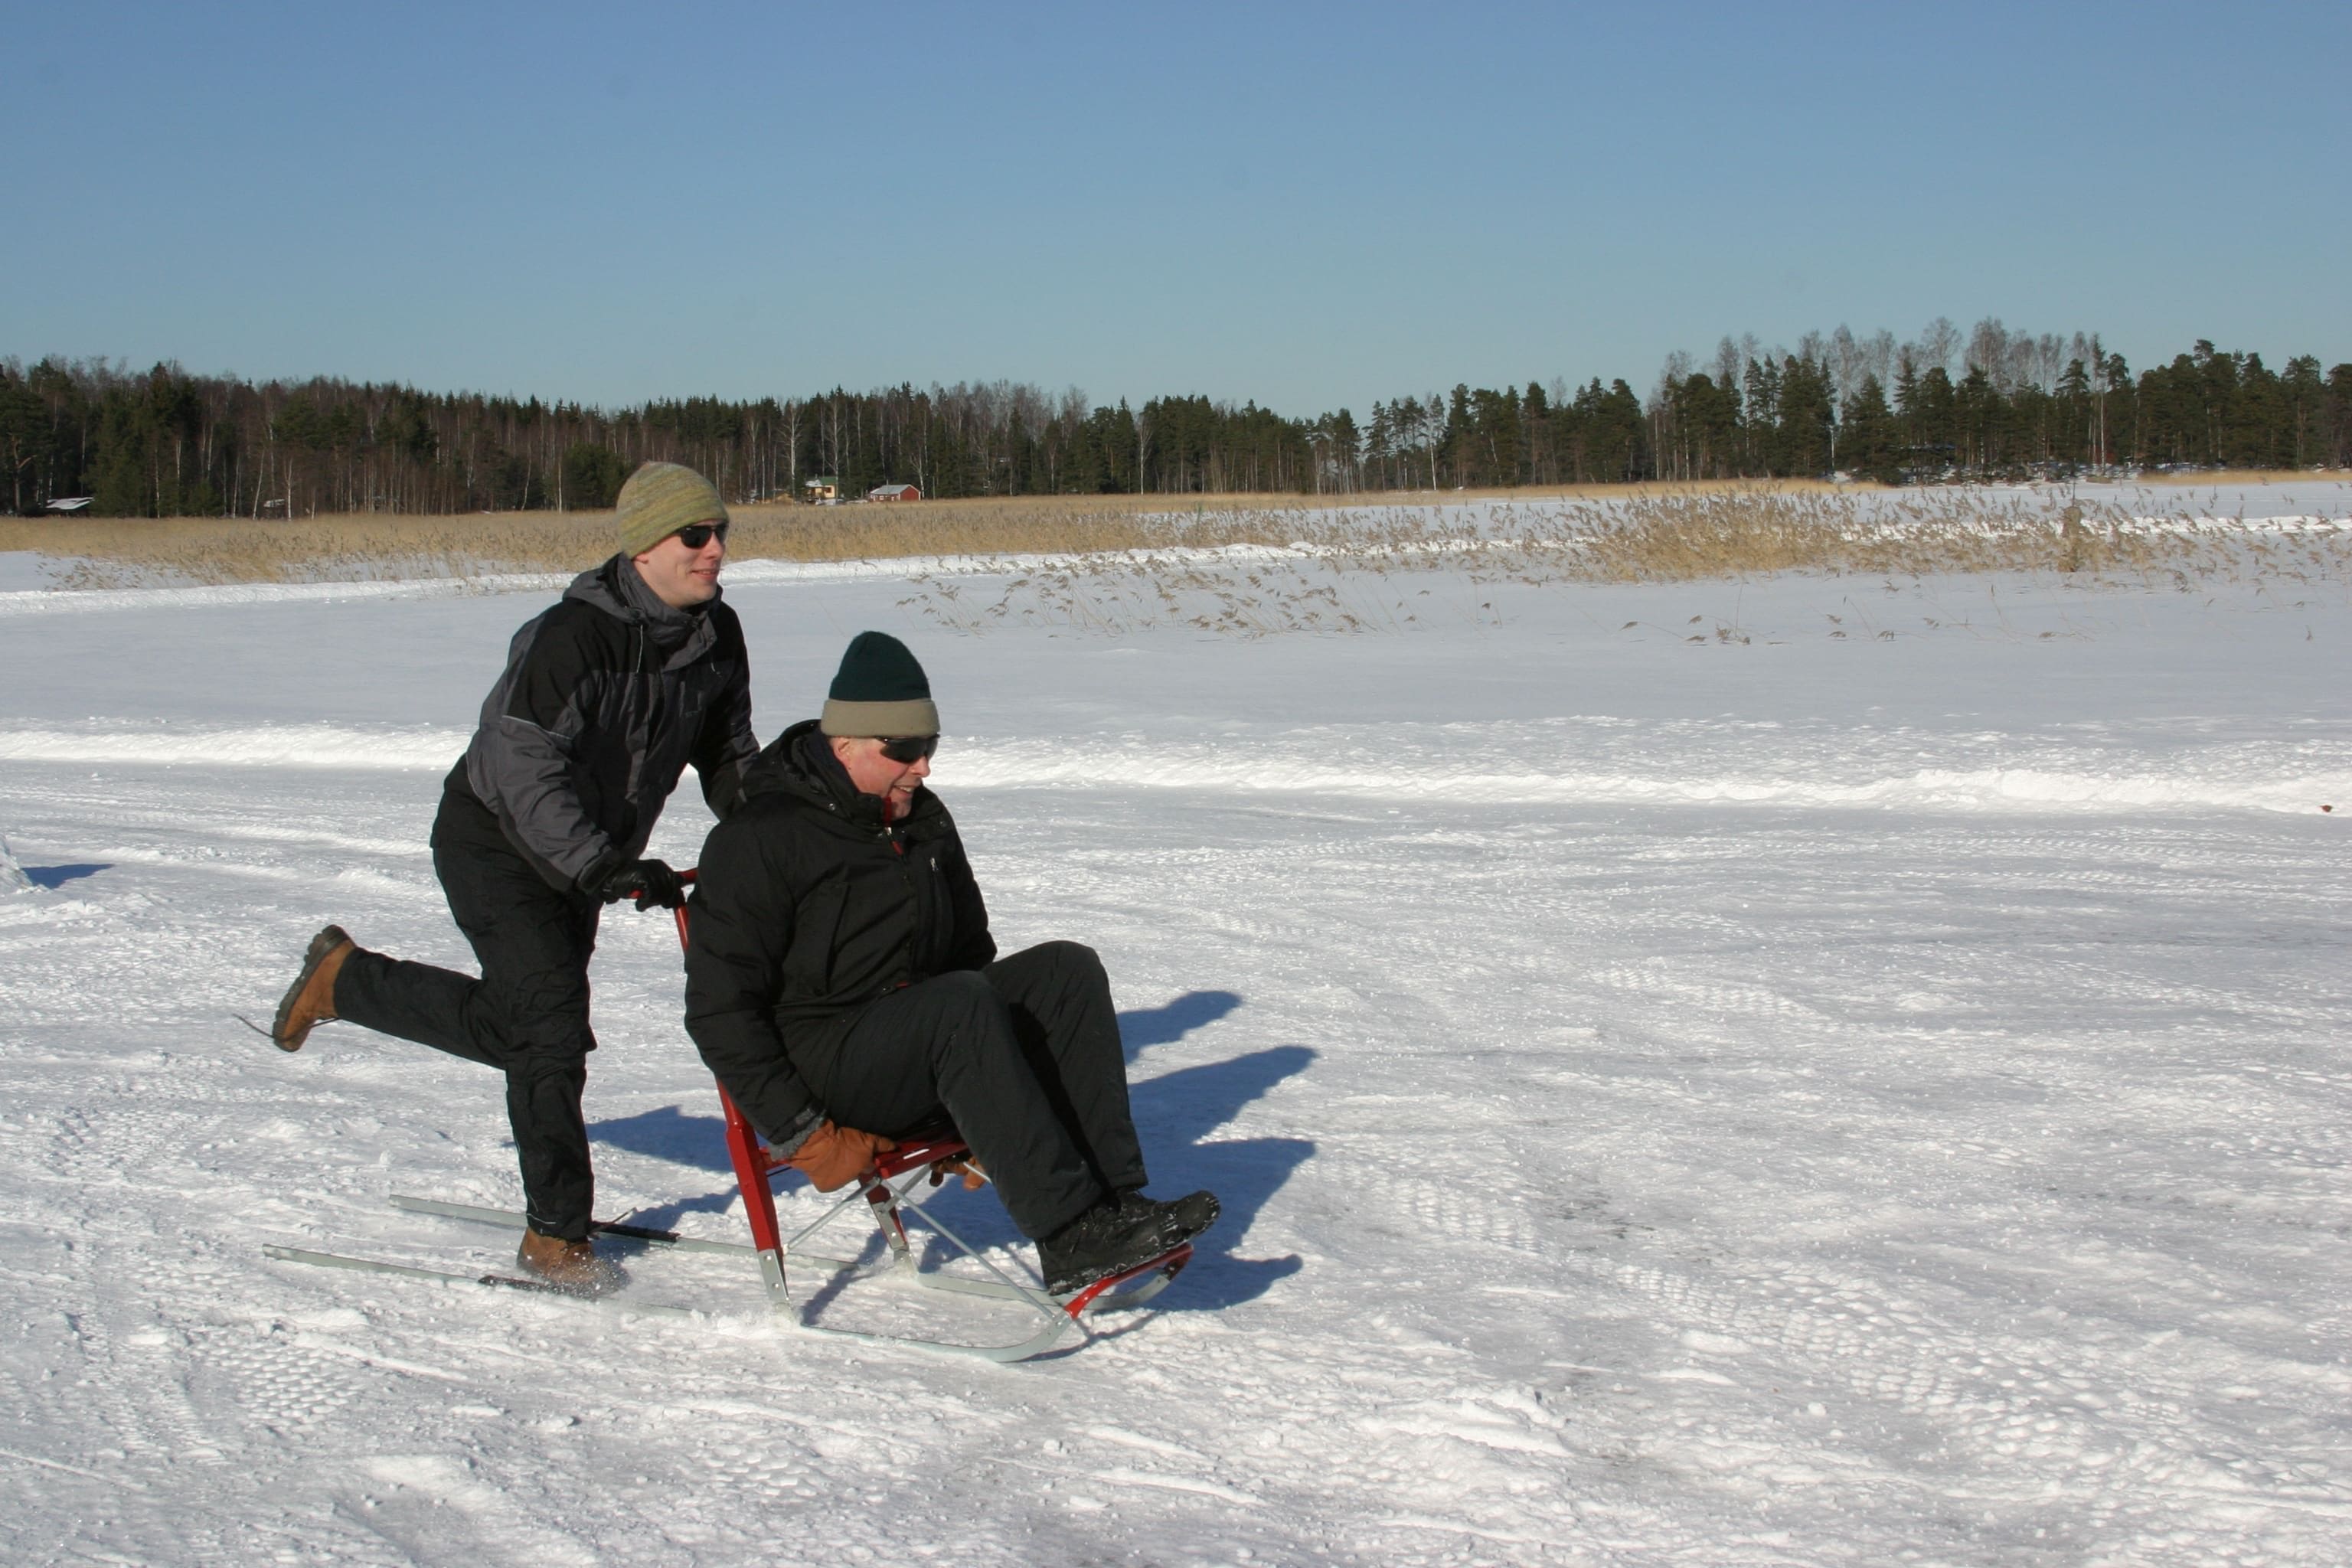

{"left": 448, "top": 554, "right": 759, "bottom": 893}
{"left": 682, "top": 720, "right": 995, "bottom": 1148}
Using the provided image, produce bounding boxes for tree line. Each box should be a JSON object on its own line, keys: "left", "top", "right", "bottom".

{"left": 4, "top": 318, "right": 2347, "bottom": 517}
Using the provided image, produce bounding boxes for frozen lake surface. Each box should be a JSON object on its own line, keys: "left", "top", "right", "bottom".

{"left": 2, "top": 484, "right": 2348, "bottom": 1565}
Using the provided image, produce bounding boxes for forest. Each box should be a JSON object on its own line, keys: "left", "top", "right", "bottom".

{"left": 4, "top": 318, "right": 2347, "bottom": 517}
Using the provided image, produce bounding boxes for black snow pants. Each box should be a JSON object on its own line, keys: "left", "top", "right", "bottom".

{"left": 792, "top": 940, "right": 1146, "bottom": 1240}
{"left": 333, "top": 786, "right": 603, "bottom": 1241}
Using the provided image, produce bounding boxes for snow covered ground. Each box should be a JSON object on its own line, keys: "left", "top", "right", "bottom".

{"left": 2, "top": 483, "right": 2348, "bottom": 1566}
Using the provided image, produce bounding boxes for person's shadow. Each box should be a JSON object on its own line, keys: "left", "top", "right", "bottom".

{"left": 19, "top": 862, "right": 109, "bottom": 889}
{"left": 592, "top": 988, "right": 1309, "bottom": 1310}
{"left": 1116, "top": 990, "right": 1242, "bottom": 1058}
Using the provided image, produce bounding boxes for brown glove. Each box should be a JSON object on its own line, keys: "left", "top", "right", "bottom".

{"left": 786, "top": 1121, "right": 897, "bottom": 1192}
{"left": 930, "top": 1154, "right": 988, "bottom": 1191}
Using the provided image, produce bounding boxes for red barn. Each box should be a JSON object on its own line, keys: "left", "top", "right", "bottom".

{"left": 867, "top": 483, "right": 922, "bottom": 502}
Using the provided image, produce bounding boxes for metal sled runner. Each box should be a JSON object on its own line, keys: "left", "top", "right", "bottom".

{"left": 692, "top": 1086, "right": 1187, "bottom": 1361}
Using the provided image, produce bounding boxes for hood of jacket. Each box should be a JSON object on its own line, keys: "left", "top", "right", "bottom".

{"left": 737, "top": 717, "right": 947, "bottom": 835}
{"left": 564, "top": 553, "right": 718, "bottom": 669}
{"left": 453, "top": 550, "right": 759, "bottom": 895}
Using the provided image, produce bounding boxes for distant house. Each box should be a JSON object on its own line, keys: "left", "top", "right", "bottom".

{"left": 803, "top": 475, "right": 841, "bottom": 504}
{"left": 44, "top": 496, "right": 93, "bottom": 513}
{"left": 867, "top": 483, "right": 922, "bottom": 503}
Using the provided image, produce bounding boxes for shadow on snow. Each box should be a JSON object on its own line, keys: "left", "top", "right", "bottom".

{"left": 591, "top": 988, "right": 1309, "bottom": 1310}
{"left": 1116, "top": 988, "right": 1243, "bottom": 1060}
{"left": 22, "top": 862, "right": 110, "bottom": 888}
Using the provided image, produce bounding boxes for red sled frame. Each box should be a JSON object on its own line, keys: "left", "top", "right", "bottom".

{"left": 674, "top": 878, "right": 1191, "bottom": 1363}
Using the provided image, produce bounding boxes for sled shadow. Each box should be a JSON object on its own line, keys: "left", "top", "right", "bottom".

{"left": 1125, "top": 1043, "right": 1314, "bottom": 1309}
{"left": 23, "top": 862, "right": 109, "bottom": 888}
{"left": 893, "top": 1042, "right": 1315, "bottom": 1312}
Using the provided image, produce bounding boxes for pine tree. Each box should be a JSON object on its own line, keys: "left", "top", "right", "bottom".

{"left": 2281, "top": 356, "right": 2325, "bottom": 467}
{"left": 2328, "top": 364, "right": 2352, "bottom": 466}
{"left": 1779, "top": 355, "right": 1834, "bottom": 475}
{"left": 1838, "top": 374, "right": 1899, "bottom": 482}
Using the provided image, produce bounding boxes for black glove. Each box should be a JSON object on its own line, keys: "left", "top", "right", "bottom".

{"left": 595, "top": 858, "right": 685, "bottom": 910}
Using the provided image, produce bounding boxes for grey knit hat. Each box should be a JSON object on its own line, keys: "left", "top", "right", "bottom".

{"left": 819, "top": 631, "right": 939, "bottom": 737}
{"left": 615, "top": 462, "right": 728, "bottom": 557}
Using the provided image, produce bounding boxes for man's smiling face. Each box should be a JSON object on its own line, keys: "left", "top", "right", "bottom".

{"left": 831, "top": 735, "right": 934, "bottom": 818}
{"left": 632, "top": 523, "right": 726, "bottom": 609}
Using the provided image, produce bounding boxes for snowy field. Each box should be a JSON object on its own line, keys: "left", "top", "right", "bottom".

{"left": 2, "top": 482, "right": 2348, "bottom": 1566}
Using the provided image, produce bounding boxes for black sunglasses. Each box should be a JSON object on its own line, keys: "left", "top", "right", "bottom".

{"left": 673, "top": 521, "right": 729, "bottom": 550}
{"left": 877, "top": 734, "right": 939, "bottom": 764}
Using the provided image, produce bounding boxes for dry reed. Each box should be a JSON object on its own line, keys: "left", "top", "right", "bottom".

{"left": 0, "top": 495, "right": 1282, "bottom": 589}
{"left": 898, "top": 487, "right": 2352, "bottom": 638}
{"left": 0, "top": 481, "right": 1893, "bottom": 588}
{"left": 2132, "top": 469, "right": 2344, "bottom": 486}
{"left": 6, "top": 485, "right": 2346, "bottom": 639}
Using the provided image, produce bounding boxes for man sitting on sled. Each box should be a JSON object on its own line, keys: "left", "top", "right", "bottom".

{"left": 681, "top": 632, "right": 1217, "bottom": 1297}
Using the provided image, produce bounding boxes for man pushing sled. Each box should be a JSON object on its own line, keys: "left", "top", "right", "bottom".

{"left": 684, "top": 632, "right": 1218, "bottom": 1298}
{"left": 265, "top": 462, "right": 756, "bottom": 1294}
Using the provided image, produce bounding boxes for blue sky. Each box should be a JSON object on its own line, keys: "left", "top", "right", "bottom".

{"left": 8, "top": 1, "right": 2344, "bottom": 414}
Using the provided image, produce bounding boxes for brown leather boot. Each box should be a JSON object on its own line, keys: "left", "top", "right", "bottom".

{"left": 515, "top": 1230, "right": 622, "bottom": 1296}
{"left": 270, "top": 925, "right": 354, "bottom": 1051}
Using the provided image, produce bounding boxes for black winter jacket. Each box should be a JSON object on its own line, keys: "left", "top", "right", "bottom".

{"left": 451, "top": 554, "right": 758, "bottom": 892}
{"left": 683, "top": 720, "right": 995, "bottom": 1147}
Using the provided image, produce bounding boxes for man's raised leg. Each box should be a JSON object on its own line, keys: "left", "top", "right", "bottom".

{"left": 330, "top": 828, "right": 606, "bottom": 1245}
{"left": 982, "top": 940, "right": 1148, "bottom": 1196}
{"left": 806, "top": 970, "right": 1102, "bottom": 1240}
{"left": 805, "top": 966, "right": 1209, "bottom": 1295}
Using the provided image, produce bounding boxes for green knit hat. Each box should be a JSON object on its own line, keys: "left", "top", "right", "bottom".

{"left": 820, "top": 631, "right": 939, "bottom": 737}
{"left": 615, "top": 461, "right": 728, "bottom": 557}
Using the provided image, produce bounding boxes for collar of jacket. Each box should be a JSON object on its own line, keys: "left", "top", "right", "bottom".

{"left": 739, "top": 717, "right": 942, "bottom": 833}
{"left": 565, "top": 553, "right": 716, "bottom": 668}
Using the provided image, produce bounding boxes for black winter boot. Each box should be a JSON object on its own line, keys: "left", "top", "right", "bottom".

{"left": 1037, "top": 1198, "right": 1182, "bottom": 1296}
{"left": 1116, "top": 1188, "right": 1220, "bottom": 1250}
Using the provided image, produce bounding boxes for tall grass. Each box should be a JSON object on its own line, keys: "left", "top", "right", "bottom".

{"left": 0, "top": 479, "right": 1897, "bottom": 589}
{"left": 898, "top": 487, "right": 2352, "bottom": 637}
{"left": 0, "top": 495, "right": 1289, "bottom": 589}
{"left": 6, "top": 484, "right": 2346, "bottom": 639}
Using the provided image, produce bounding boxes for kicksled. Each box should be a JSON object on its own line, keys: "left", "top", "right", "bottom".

{"left": 265, "top": 873, "right": 1193, "bottom": 1363}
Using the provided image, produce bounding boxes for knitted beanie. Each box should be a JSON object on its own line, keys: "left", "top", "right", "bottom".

{"left": 615, "top": 462, "right": 728, "bottom": 557}
{"left": 819, "top": 631, "right": 939, "bottom": 737}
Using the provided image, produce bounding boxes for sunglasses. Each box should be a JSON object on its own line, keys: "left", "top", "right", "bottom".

{"left": 673, "top": 521, "right": 729, "bottom": 550}
{"left": 877, "top": 734, "right": 939, "bottom": 764}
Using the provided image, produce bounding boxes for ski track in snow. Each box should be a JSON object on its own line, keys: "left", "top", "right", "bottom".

{"left": 2, "top": 488, "right": 2349, "bottom": 1566}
